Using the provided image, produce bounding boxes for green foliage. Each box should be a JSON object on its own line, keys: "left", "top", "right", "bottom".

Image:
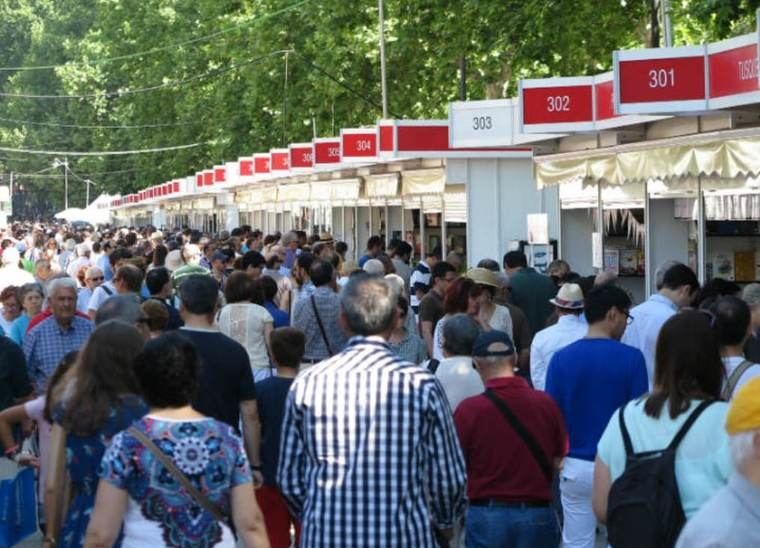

{"left": 0, "top": 0, "right": 756, "bottom": 213}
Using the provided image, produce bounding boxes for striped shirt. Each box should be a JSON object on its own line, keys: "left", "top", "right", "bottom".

{"left": 277, "top": 336, "right": 467, "bottom": 548}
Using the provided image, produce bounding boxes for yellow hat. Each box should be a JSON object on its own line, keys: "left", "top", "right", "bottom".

{"left": 726, "top": 377, "right": 760, "bottom": 435}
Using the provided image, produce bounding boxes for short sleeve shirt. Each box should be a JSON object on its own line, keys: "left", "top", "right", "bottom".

{"left": 100, "top": 416, "right": 251, "bottom": 547}
{"left": 182, "top": 329, "right": 257, "bottom": 431}
{"left": 418, "top": 290, "right": 444, "bottom": 328}
{"left": 217, "top": 303, "right": 273, "bottom": 369}
{"left": 597, "top": 398, "right": 733, "bottom": 519}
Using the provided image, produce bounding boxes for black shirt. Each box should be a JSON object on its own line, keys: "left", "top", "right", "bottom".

{"left": 0, "top": 336, "right": 32, "bottom": 424}
{"left": 181, "top": 329, "right": 257, "bottom": 431}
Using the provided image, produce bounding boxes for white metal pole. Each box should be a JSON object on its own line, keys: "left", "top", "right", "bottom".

{"left": 64, "top": 157, "right": 69, "bottom": 210}
{"left": 378, "top": 0, "right": 389, "bottom": 119}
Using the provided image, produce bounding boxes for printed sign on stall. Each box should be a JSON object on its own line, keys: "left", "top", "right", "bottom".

{"left": 341, "top": 128, "right": 377, "bottom": 162}
{"left": 313, "top": 138, "right": 341, "bottom": 166}
{"left": 449, "top": 99, "right": 513, "bottom": 148}
{"left": 707, "top": 33, "right": 760, "bottom": 109}
{"left": 614, "top": 45, "right": 709, "bottom": 114}
{"left": 520, "top": 77, "right": 595, "bottom": 133}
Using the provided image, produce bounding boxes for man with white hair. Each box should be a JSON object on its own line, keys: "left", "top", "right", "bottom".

{"left": 741, "top": 282, "right": 760, "bottom": 363}
{"left": 66, "top": 242, "right": 91, "bottom": 279}
{"left": 676, "top": 377, "right": 760, "bottom": 547}
{"left": 0, "top": 247, "right": 34, "bottom": 294}
{"left": 24, "top": 277, "right": 93, "bottom": 392}
{"left": 77, "top": 265, "right": 104, "bottom": 313}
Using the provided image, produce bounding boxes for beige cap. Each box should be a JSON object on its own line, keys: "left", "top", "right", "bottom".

{"left": 466, "top": 267, "right": 499, "bottom": 288}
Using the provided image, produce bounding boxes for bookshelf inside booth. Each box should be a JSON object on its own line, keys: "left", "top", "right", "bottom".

{"left": 705, "top": 220, "right": 760, "bottom": 284}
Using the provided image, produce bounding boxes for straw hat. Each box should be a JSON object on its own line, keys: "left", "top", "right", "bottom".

{"left": 164, "top": 249, "right": 184, "bottom": 272}
{"left": 549, "top": 283, "right": 584, "bottom": 310}
{"left": 319, "top": 231, "right": 334, "bottom": 244}
{"left": 466, "top": 267, "right": 499, "bottom": 288}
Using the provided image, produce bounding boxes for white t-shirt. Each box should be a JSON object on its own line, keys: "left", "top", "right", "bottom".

{"left": 87, "top": 281, "right": 117, "bottom": 312}
{"left": 217, "top": 303, "right": 273, "bottom": 369}
{"left": 435, "top": 356, "right": 484, "bottom": 412}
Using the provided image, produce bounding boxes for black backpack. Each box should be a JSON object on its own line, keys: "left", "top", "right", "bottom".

{"left": 606, "top": 399, "right": 716, "bottom": 548}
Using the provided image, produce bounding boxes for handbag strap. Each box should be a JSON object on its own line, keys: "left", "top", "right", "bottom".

{"left": 127, "top": 426, "right": 226, "bottom": 523}
{"left": 722, "top": 359, "right": 753, "bottom": 400}
{"left": 310, "top": 295, "right": 335, "bottom": 356}
{"left": 483, "top": 389, "right": 554, "bottom": 482}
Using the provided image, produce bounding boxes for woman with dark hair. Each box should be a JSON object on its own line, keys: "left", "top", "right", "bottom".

{"left": 431, "top": 277, "right": 484, "bottom": 361}
{"left": 85, "top": 332, "right": 270, "bottom": 548}
{"left": 259, "top": 276, "right": 289, "bottom": 328}
{"left": 217, "top": 271, "right": 274, "bottom": 381}
{"left": 150, "top": 243, "right": 168, "bottom": 270}
{"left": 592, "top": 310, "right": 732, "bottom": 525}
{"left": 45, "top": 321, "right": 147, "bottom": 548}
{"left": 388, "top": 294, "right": 428, "bottom": 364}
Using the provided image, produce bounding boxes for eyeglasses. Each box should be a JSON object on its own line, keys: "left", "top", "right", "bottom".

{"left": 136, "top": 317, "right": 150, "bottom": 325}
{"left": 88, "top": 276, "right": 104, "bottom": 281}
{"left": 623, "top": 310, "right": 634, "bottom": 325}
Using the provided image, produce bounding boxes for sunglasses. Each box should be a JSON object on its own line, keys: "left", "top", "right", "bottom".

{"left": 88, "top": 276, "right": 104, "bottom": 281}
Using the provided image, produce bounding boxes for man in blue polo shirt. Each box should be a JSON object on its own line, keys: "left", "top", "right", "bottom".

{"left": 546, "top": 284, "right": 647, "bottom": 548}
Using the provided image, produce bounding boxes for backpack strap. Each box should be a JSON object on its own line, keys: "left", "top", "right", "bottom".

{"left": 483, "top": 389, "right": 553, "bottom": 482}
{"left": 722, "top": 360, "right": 754, "bottom": 400}
{"left": 310, "top": 295, "right": 335, "bottom": 356}
{"left": 666, "top": 400, "right": 716, "bottom": 452}
{"left": 427, "top": 359, "right": 440, "bottom": 374}
{"left": 617, "top": 402, "right": 635, "bottom": 457}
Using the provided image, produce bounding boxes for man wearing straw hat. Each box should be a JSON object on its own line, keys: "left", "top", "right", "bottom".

{"left": 676, "top": 377, "right": 760, "bottom": 547}
{"left": 530, "top": 283, "right": 587, "bottom": 391}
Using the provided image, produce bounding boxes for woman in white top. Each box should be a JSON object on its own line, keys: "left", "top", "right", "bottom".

{"left": 217, "top": 272, "right": 274, "bottom": 383}
{"left": 593, "top": 310, "right": 732, "bottom": 529}
{"left": 466, "top": 267, "right": 513, "bottom": 340}
{"left": 432, "top": 277, "right": 484, "bottom": 361}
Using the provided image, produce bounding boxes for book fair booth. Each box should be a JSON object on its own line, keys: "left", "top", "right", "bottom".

{"left": 113, "top": 16, "right": 760, "bottom": 302}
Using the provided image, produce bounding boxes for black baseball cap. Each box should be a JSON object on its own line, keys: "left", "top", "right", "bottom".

{"left": 472, "top": 330, "right": 515, "bottom": 357}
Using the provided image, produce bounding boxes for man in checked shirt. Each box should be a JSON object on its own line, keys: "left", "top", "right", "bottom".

{"left": 278, "top": 273, "right": 467, "bottom": 548}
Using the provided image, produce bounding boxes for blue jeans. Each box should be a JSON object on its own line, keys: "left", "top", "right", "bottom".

{"left": 465, "top": 503, "right": 560, "bottom": 548}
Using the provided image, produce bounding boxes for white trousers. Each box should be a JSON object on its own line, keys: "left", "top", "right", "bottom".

{"left": 560, "top": 457, "right": 596, "bottom": 548}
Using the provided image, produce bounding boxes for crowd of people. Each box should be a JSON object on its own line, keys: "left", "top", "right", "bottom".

{"left": 0, "top": 221, "right": 759, "bottom": 548}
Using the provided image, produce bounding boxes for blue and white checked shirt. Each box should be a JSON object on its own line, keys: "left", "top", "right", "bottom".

{"left": 277, "top": 336, "right": 467, "bottom": 548}
{"left": 292, "top": 285, "right": 347, "bottom": 360}
{"left": 24, "top": 315, "right": 92, "bottom": 392}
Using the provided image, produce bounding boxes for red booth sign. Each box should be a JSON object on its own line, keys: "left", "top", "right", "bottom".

{"left": 380, "top": 119, "right": 531, "bottom": 158}
{"left": 520, "top": 77, "right": 595, "bottom": 132}
{"left": 614, "top": 45, "right": 708, "bottom": 114}
{"left": 253, "top": 154, "right": 270, "bottom": 175}
{"left": 707, "top": 33, "right": 760, "bottom": 109}
{"left": 203, "top": 170, "right": 214, "bottom": 187}
{"left": 289, "top": 144, "right": 314, "bottom": 170}
{"left": 214, "top": 166, "right": 226, "bottom": 184}
{"left": 313, "top": 138, "right": 341, "bottom": 165}
{"left": 239, "top": 158, "right": 253, "bottom": 177}
{"left": 270, "top": 149, "right": 290, "bottom": 172}
{"left": 341, "top": 128, "right": 377, "bottom": 162}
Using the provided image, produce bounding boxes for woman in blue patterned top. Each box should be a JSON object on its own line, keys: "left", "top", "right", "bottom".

{"left": 46, "top": 320, "right": 148, "bottom": 548}
{"left": 84, "top": 331, "right": 270, "bottom": 548}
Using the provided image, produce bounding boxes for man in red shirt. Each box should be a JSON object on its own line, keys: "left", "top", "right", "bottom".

{"left": 454, "top": 330, "right": 567, "bottom": 548}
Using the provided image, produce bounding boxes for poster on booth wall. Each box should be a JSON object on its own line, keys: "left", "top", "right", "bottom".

{"left": 527, "top": 213, "right": 549, "bottom": 245}
{"left": 529, "top": 244, "right": 554, "bottom": 274}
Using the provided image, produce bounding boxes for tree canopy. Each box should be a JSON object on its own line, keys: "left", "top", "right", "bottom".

{"left": 0, "top": 0, "right": 757, "bottom": 213}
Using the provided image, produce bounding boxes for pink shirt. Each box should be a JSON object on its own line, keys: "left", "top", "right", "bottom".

{"left": 24, "top": 396, "right": 51, "bottom": 501}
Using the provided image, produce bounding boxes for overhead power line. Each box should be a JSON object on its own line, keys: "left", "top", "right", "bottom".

{"left": 0, "top": 50, "right": 291, "bottom": 100}
{"left": 0, "top": 115, "right": 199, "bottom": 130}
{"left": 0, "top": 141, "right": 208, "bottom": 157}
{"left": 0, "top": 0, "right": 312, "bottom": 73}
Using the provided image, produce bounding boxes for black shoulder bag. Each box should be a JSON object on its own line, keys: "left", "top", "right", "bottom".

{"left": 310, "top": 295, "right": 335, "bottom": 356}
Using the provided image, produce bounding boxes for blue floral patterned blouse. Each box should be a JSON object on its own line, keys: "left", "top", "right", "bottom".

{"left": 99, "top": 415, "right": 252, "bottom": 548}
